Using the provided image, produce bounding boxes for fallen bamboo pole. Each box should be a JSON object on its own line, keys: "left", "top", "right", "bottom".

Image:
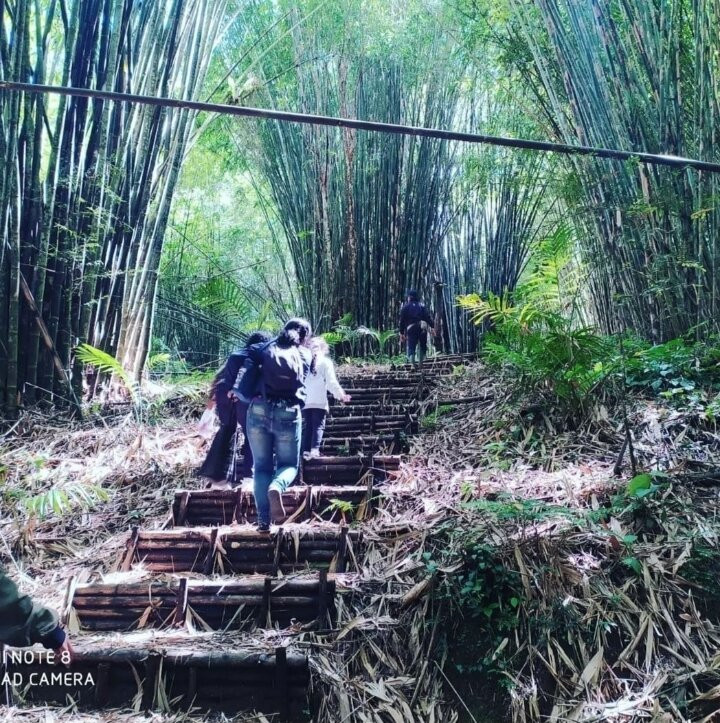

{"left": 4, "top": 82, "right": 718, "bottom": 172}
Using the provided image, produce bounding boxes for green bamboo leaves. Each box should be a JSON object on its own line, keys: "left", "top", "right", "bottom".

{"left": 507, "top": 0, "right": 720, "bottom": 341}
{"left": 0, "top": 0, "right": 226, "bottom": 413}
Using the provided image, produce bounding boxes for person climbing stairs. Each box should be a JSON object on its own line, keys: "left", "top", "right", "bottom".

{"left": 3, "top": 354, "right": 476, "bottom": 719}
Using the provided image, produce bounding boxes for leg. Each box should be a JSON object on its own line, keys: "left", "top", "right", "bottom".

{"left": 310, "top": 409, "right": 327, "bottom": 452}
{"left": 236, "top": 402, "right": 253, "bottom": 478}
{"left": 406, "top": 325, "right": 420, "bottom": 363}
{"left": 246, "top": 400, "right": 274, "bottom": 528}
{"left": 301, "top": 408, "right": 312, "bottom": 454}
{"left": 270, "top": 406, "right": 302, "bottom": 493}
{"left": 303, "top": 408, "right": 321, "bottom": 455}
{"left": 198, "top": 421, "right": 236, "bottom": 481}
{"left": 418, "top": 330, "right": 428, "bottom": 364}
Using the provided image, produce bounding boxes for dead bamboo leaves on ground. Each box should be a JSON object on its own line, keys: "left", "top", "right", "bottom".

{"left": 5, "top": 360, "right": 720, "bottom": 721}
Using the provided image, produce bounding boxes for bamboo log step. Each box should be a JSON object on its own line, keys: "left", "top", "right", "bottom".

{"left": 336, "top": 375, "right": 430, "bottom": 388}
{"left": 121, "top": 525, "right": 361, "bottom": 574}
{"left": 393, "top": 352, "right": 477, "bottom": 364}
{"left": 338, "top": 386, "right": 416, "bottom": 397}
{"left": 325, "top": 413, "right": 412, "bottom": 424}
{"left": 328, "top": 402, "right": 418, "bottom": 417}
{"left": 391, "top": 355, "right": 477, "bottom": 372}
{"left": 325, "top": 413, "right": 415, "bottom": 428}
{"left": 173, "top": 484, "right": 377, "bottom": 526}
{"left": 69, "top": 572, "right": 336, "bottom": 632}
{"left": 321, "top": 433, "right": 408, "bottom": 455}
{"left": 241, "top": 486, "right": 372, "bottom": 522}
{"left": 5, "top": 640, "right": 308, "bottom": 717}
{"left": 324, "top": 416, "right": 416, "bottom": 436}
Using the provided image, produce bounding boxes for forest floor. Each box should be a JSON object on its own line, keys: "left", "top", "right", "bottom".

{"left": 2, "top": 361, "right": 720, "bottom": 721}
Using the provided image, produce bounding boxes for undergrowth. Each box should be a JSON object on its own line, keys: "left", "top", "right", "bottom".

{"left": 425, "top": 473, "right": 720, "bottom": 720}
{"left": 459, "top": 290, "right": 720, "bottom": 427}
{"left": 457, "top": 227, "right": 720, "bottom": 429}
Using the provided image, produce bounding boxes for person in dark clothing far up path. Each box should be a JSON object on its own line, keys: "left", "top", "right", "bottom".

{"left": 398, "top": 289, "right": 435, "bottom": 364}
{"left": 197, "top": 331, "right": 273, "bottom": 489}
{"left": 232, "top": 319, "right": 312, "bottom": 532}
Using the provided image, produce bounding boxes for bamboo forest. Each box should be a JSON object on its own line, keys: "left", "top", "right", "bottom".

{"left": 2, "top": 0, "right": 720, "bottom": 721}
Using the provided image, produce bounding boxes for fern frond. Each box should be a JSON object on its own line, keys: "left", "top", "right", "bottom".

{"left": 321, "top": 332, "right": 344, "bottom": 347}
{"left": 378, "top": 330, "right": 398, "bottom": 343}
{"left": 194, "top": 277, "right": 251, "bottom": 324}
{"left": 458, "top": 291, "right": 519, "bottom": 327}
{"left": 147, "top": 353, "right": 171, "bottom": 370}
{"left": 335, "top": 312, "right": 354, "bottom": 327}
{"left": 356, "top": 326, "right": 380, "bottom": 342}
{"left": 76, "top": 343, "right": 128, "bottom": 381}
{"left": 75, "top": 343, "right": 139, "bottom": 404}
{"left": 24, "top": 484, "right": 109, "bottom": 519}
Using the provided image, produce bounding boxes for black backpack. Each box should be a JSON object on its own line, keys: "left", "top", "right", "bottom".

{"left": 237, "top": 340, "right": 306, "bottom": 400}
{"left": 259, "top": 341, "right": 306, "bottom": 398}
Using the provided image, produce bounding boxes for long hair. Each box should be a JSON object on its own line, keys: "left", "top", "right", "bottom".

{"left": 277, "top": 318, "right": 312, "bottom": 348}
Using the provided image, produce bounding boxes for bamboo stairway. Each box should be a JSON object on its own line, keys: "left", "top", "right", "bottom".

{"left": 6, "top": 354, "right": 475, "bottom": 719}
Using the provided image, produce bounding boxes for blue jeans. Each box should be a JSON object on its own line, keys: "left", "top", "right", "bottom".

{"left": 246, "top": 399, "right": 302, "bottom": 526}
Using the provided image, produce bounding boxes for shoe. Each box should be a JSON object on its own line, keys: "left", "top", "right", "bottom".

{"left": 257, "top": 522, "right": 270, "bottom": 533}
{"left": 202, "top": 477, "right": 229, "bottom": 489}
{"left": 268, "top": 488, "right": 286, "bottom": 522}
{"left": 209, "top": 479, "right": 232, "bottom": 490}
{"left": 309, "top": 448, "right": 320, "bottom": 458}
{"left": 303, "top": 451, "right": 312, "bottom": 461}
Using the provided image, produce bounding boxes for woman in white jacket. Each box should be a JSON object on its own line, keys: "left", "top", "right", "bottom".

{"left": 303, "top": 338, "right": 351, "bottom": 457}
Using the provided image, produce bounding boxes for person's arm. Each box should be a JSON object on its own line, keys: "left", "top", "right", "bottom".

{"left": 217, "top": 352, "right": 246, "bottom": 397}
{"left": 324, "top": 358, "right": 350, "bottom": 402}
{"left": 0, "top": 568, "right": 66, "bottom": 651}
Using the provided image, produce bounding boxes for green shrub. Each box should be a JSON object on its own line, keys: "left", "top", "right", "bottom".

{"left": 458, "top": 290, "right": 720, "bottom": 420}
{"left": 624, "top": 336, "right": 720, "bottom": 395}
{"left": 420, "top": 404, "right": 454, "bottom": 430}
{"left": 458, "top": 291, "right": 613, "bottom": 416}
{"left": 429, "top": 536, "right": 524, "bottom": 679}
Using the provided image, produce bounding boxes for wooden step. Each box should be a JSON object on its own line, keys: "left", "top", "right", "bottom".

{"left": 390, "top": 354, "right": 477, "bottom": 372}
{"left": 5, "top": 635, "right": 308, "bottom": 717}
{"left": 328, "top": 401, "right": 417, "bottom": 417}
{"left": 172, "top": 484, "right": 376, "bottom": 526}
{"left": 321, "top": 433, "right": 408, "bottom": 455}
{"left": 338, "top": 386, "right": 417, "bottom": 398}
{"left": 336, "top": 375, "right": 429, "bottom": 388}
{"left": 119, "top": 524, "right": 361, "bottom": 575}
{"left": 67, "top": 572, "right": 336, "bottom": 632}
{"left": 324, "top": 413, "right": 417, "bottom": 436}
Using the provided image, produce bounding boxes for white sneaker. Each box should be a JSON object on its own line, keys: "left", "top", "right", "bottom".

{"left": 310, "top": 448, "right": 320, "bottom": 458}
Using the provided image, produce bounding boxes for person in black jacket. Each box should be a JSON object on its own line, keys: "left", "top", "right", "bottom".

{"left": 197, "top": 330, "right": 273, "bottom": 488}
{"left": 235, "top": 319, "right": 313, "bottom": 531}
{"left": 398, "top": 290, "right": 434, "bottom": 363}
